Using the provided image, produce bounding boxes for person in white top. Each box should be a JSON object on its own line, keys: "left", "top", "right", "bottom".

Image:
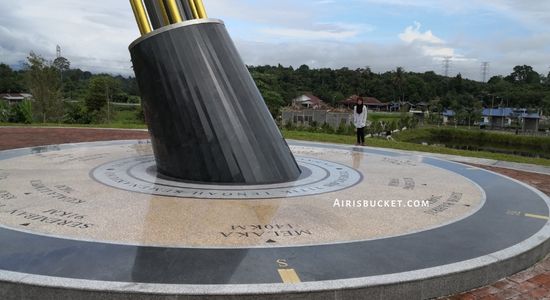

{"left": 353, "top": 97, "right": 368, "bottom": 146}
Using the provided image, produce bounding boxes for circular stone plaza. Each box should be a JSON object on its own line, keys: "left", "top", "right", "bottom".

{"left": 0, "top": 127, "right": 549, "bottom": 299}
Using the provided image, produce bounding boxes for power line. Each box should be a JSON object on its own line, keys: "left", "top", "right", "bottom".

{"left": 443, "top": 56, "right": 452, "bottom": 77}
{"left": 481, "top": 62, "right": 489, "bottom": 83}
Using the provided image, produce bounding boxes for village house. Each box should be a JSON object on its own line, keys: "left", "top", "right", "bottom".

{"left": 282, "top": 94, "right": 352, "bottom": 129}
{"left": 340, "top": 95, "right": 390, "bottom": 111}
{"left": 442, "top": 107, "right": 541, "bottom": 132}
{"left": 0, "top": 93, "right": 32, "bottom": 105}
{"left": 291, "top": 93, "right": 326, "bottom": 110}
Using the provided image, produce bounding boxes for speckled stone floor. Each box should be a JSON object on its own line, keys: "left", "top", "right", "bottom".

{"left": 1, "top": 127, "right": 549, "bottom": 299}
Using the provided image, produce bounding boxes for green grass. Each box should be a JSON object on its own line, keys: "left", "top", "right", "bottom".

{"left": 368, "top": 112, "right": 403, "bottom": 123}
{"left": 2, "top": 123, "right": 549, "bottom": 166}
{"left": 395, "top": 127, "right": 550, "bottom": 158}
{"left": 110, "top": 110, "right": 144, "bottom": 125}
{"left": 282, "top": 130, "right": 550, "bottom": 166}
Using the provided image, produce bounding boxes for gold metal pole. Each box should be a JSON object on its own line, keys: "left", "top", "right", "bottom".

{"left": 130, "top": 0, "right": 152, "bottom": 35}
{"left": 193, "top": 0, "right": 208, "bottom": 18}
{"left": 188, "top": 0, "right": 199, "bottom": 19}
{"left": 164, "top": 0, "right": 183, "bottom": 23}
{"left": 157, "top": 0, "right": 171, "bottom": 25}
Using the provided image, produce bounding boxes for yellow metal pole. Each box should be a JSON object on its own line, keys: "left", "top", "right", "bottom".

{"left": 188, "top": 0, "right": 199, "bottom": 19}
{"left": 130, "top": 0, "right": 152, "bottom": 35}
{"left": 157, "top": 0, "right": 171, "bottom": 25}
{"left": 193, "top": 0, "right": 208, "bottom": 18}
{"left": 164, "top": 0, "right": 183, "bottom": 23}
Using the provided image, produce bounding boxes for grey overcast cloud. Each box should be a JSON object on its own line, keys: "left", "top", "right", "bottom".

{"left": 1, "top": 0, "right": 549, "bottom": 80}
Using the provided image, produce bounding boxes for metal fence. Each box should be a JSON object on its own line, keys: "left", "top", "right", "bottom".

{"left": 282, "top": 110, "right": 352, "bottom": 129}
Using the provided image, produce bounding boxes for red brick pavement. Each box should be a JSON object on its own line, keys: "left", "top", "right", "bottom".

{"left": 445, "top": 164, "right": 550, "bottom": 300}
{"left": 0, "top": 127, "right": 149, "bottom": 151}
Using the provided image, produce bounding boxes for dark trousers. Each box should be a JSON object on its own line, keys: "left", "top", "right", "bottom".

{"left": 356, "top": 127, "right": 365, "bottom": 144}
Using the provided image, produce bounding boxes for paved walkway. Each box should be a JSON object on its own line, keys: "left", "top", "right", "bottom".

{"left": 286, "top": 138, "right": 550, "bottom": 176}
{"left": 1, "top": 127, "right": 549, "bottom": 299}
{"left": 414, "top": 152, "right": 550, "bottom": 176}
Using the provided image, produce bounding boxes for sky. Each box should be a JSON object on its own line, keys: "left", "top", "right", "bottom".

{"left": 1, "top": 0, "right": 549, "bottom": 81}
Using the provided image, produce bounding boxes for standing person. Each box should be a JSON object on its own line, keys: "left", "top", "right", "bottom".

{"left": 353, "top": 97, "right": 368, "bottom": 146}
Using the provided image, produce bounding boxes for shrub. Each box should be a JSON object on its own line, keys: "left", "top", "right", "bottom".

{"left": 9, "top": 100, "right": 33, "bottom": 124}
{"left": 0, "top": 101, "right": 9, "bottom": 122}
{"left": 284, "top": 121, "right": 295, "bottom": 131}
{"left": 396, "top": 128, "right": 550, "bottom": 154}
{"left": 64, "top": 102, "right": 91, "bottom": 124}
{"left": 336, "top": 122, "right": 348, "bottom": 135}
{"left": 321, "top": 122, "right": 334, "bottom": 134}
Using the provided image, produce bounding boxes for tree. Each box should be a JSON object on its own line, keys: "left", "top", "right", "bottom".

{"left": 447, "top": 94, "right": 463, "bottom": 127}
{"left": 262, "top": 90, "right": 284, "bottom": 118}
{"left": 404, "top": 74, "right": 428, "bottom": 103}
{"left": 53, "top": 56, "right": 70, "bottom": 79}
{"left": 428, "top": 97, "right": 443, "bottom": 113}
{"left": 85, "top": 76, "right": 120, "bottom": 123}
{"left": 449, "top": 73, "right": 464, "bottom": 93}
{"left": 541, "top": 94, "right": 550, "bottom": 116}
{"left": 462, "top": 94, "right": 482, "bottom": 128}
{"left": 487, "top": 76, "right": 502, "bottom": 85}
{"left": 392, "top": 67, "right": 406, "bottom": 102}
{"left": 53, "top": 57, "right": 70, "bottom": 71}
{"left": 24, "top": 52, "right": 63, "bottom": 123}
{"left": 252, "top": 71, "right": 285, "bottom": 118}
{"left": 0, "top": 64, "right": 24, "bottom": 93}
{"left": 505, "top": 65, "right": 541, "bottom": 84}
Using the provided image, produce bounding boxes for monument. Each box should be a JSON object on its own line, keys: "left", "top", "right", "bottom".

{"left": 129, "top": 0, "right": 300, "bottom": 184}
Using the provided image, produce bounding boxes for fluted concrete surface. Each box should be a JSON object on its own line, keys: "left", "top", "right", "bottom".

{"left": 130, "top": 20, "right": 301, "bottom": 184}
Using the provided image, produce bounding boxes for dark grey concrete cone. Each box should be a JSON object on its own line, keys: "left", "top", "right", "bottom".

{"left": 129, "top": 19, "right": 301, "bottom": 184}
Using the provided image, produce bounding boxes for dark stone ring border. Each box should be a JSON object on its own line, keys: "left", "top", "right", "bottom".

{"left": 89, "top": 155, "right": 363, "bottom": 199}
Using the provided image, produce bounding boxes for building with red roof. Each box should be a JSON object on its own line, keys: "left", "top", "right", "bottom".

{"left": 340, "top": 95, "right": 390, "bottom": 111}
{"left": 291, "top": 93, "right": 327, "bottom": 110}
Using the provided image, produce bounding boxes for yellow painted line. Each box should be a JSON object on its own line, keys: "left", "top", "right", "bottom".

{"left": 278, "top": 268, "right": 301, "bottom": 284}
{"left": 525, "top": 213, "right": 550, "bottom": 220}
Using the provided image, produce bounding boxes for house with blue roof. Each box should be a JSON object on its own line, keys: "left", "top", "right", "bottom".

{"left": 442, "top": 109, "right": 456, "bottom": 125}
{"left": 481, "top": 108, "right": 514, "bottom": 128}
{"left": 441, "top": 107, "right": 541, "bottom": 132}
{"left": 517, "top": 111, "right": 541, "bottom": 132}
{"left": 481, "top": 108, "right": 540, "bottom": 132}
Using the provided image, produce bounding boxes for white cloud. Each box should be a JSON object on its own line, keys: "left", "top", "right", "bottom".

{"left": 398, "top": 22, "right": 462, "bottom": 60}
{"left": 0, "top": 0, "right": 136, "bottom": 74}
{"left": 422, "top": 46, "right": 455, "bottom": 58}
{"left": 361, "top": 0, "right": 550, "bottom": 30}
{"left": 480, "top": 0, "right": 550, "bottom": 30}
{"left": 0, "top": 0, "right": 549, "bottom": 82}
{"left": 236, "top": 39, "right": 441, "bottom": 75}
{"left": 260, "top": 22, "right": 372, "bottom": 41}
{"left": 261, "top": 27, "right": 358, "bottom": 40}
{"left": 399, "top": 22, "right": 444, "bottom": 44}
